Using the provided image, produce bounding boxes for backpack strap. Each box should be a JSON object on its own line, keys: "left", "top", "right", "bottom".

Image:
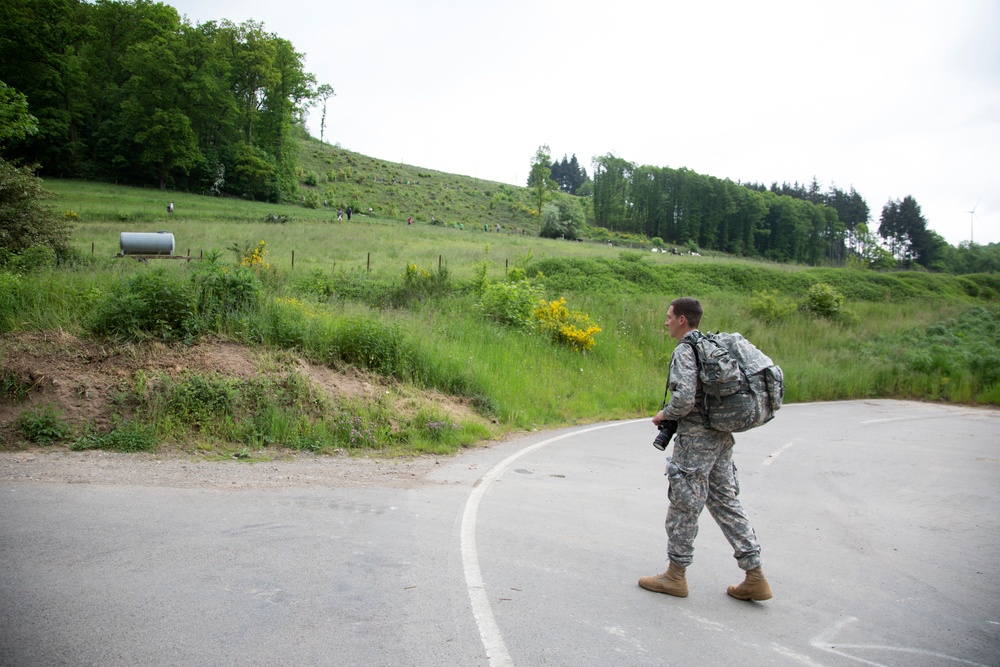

{"left": 676, "top": 335, "right": 712, "bottom": 429}
{"left": 662, "top": 333, "right": 700, "bottom": 408}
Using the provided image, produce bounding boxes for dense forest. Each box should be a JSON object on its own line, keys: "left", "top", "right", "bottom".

{"left": 588, "top": 154, "right": 999, "bottom": 274}
{"left": 0, "top": 0, "right": 319, "bottom": 201}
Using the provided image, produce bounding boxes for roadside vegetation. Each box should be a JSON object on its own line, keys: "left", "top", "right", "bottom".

{"left": 1, "top": 199, "right": 997, "bottom": 458}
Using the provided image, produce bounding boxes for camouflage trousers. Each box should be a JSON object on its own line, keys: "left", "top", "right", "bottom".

{"left": 665, "top": 433, "right": 762, "bottom": 571}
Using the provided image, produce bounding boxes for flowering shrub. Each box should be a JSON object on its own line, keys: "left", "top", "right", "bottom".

{"left": 275, "top": 296, "right": 313, "bottom": 313}
{"left": 241, "top": 240, "right": 271, "bottom": 270}
{"left": 533, "top": 297, "right": 602, "bottom": 352}
{"left": 404, "top": 262, "right": 432, "bottom": 283}
{"left": 393, "top": 262, "right": 450, "bottom": 306}
{"left": 333, "top": 413, "right": 380, "bottom": 448}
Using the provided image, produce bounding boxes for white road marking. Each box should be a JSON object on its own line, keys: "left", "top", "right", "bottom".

{"left": 811, "top": 616, "right": 991, "bottom": 667}
{"left": 859, "top": 417, "right": 911, "bottom": 424}
{"left": 764, "top": 441, "right": 795, "bottom": 466}
{"left": 460, "top": 419, "right": 645, "bottom": 666}
{"left": 771, "top": 643, "right": 829, "bottom": 666}
{"left": 861, "top": 411, "right": 982, "bottom": 425}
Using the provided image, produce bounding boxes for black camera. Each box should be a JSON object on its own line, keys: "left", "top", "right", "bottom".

{"left": 653, "top": 419, "right": 678, "bottom": 451}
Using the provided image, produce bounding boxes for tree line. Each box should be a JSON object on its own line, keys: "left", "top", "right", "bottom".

{"left": 588, "top": 154, "right": 997, "bottom": 272}
{"left": 0, "top": 0, "right": 324, "bottom": 201}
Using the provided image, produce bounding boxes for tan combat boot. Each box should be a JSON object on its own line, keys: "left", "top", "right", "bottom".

{"left": 638, "top": 562, "right": 689, "bottom": 597}
{"left": 727, "top": 567, "right": 772, "bottom": 601}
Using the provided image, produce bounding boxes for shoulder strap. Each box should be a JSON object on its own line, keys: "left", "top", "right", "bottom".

{"left": 662, "top": 335, "right": 702, "bottom": 407}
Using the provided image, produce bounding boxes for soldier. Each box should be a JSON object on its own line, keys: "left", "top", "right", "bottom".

{"left": 639, "top": 297, "right": 772, "bottom": 601}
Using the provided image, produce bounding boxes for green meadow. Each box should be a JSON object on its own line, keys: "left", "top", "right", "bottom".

{"left": 2, "top": 177, "right": 998, "bottom": 458}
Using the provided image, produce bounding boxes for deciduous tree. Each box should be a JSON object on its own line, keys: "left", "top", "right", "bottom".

{"left": 527, "top": 145, "right": 557, "bottom": 222}
{"left": 0, "top": 81, "right": 37, "bottom": 146}
{"left": 0, "top": 159, "right": 71, "bottom": 256}
{"left": 315, "top": 83, "right": 335, "bottom": 145}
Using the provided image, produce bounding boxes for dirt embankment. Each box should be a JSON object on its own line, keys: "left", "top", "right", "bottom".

{"left": 0, "top": 332, "right": 488, "bottom": 488}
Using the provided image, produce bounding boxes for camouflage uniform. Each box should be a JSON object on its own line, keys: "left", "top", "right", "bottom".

{"left": 660, "top": 330, "right": 762, "bottom": 571}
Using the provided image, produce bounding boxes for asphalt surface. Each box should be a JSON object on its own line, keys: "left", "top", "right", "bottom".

{"left": 1, "top": 399, "right": 998, "bottom": 666}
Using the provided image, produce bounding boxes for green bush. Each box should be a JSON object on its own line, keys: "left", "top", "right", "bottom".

{"left": 89, "top": 268, "right": 198, "bottom": 341}
{"left": 749, "top": 291, "right": 798, "bottom": 323}
{"left": 17, "top": 405, "right": 71, "bottom": 444}
{"left": 191, "top": 255, "right": 263, "bottom": 326}
{"left": 162, "top": 372, "right": 237, "bottom": 423}
{"left": 72, "top": 422, "right": 156, "bottom": 452}
{"left": 539, "top": 199, "right": 585, "bottom": 240}
{"left": 390, "top": 263, "right": 451, "bottom": 307}
{"left": 2, "top": 245, "right": 57, "bottom": 273}
{"left": 333, "top": 316, "right": 409, "bottom": 376}
{"left": 0, "top": 159, "right": 73, "bottom": 257}
{"left": 478, "top": 277, "right": 544, "bottom": 327}
{"left": 292, "top": 268, "right": 336, "bottom": 302}
{"left": 803, "top": 283, "right": 845, "bottom": 319}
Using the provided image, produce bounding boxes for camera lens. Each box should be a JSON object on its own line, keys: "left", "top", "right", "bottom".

{"left": 653, "top": 430, "right": 670, "bottom": 451}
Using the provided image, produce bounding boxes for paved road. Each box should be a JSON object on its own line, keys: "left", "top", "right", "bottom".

{"left": 2, "top": 400, "right": 998, "bottom": 666}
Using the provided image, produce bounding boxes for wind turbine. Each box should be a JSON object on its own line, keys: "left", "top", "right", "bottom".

{"left": 967, "top": 201, "right": 980, "bottom": 244}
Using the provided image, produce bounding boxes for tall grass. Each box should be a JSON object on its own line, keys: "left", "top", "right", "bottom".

{"left": 4, "top": 187, "right": 998, "bottom": 454}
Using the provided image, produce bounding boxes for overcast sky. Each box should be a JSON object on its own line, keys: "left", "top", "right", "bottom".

{"left": 168, "top": 0, "right": 1000, "bottom": 246}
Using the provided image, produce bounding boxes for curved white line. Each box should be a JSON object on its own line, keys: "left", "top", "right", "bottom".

{"left": 763, "top": 441, "right": 795, "bottom": 466}
{"left": 460, "top": 419, "right": 646, "bottom": 666}
{"left": 811, "top": 617, "right": 991, "bottom": 667}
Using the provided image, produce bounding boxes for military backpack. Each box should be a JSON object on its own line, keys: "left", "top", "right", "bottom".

{"left": 681, "top": 331, "right": 784, "bottom": 433}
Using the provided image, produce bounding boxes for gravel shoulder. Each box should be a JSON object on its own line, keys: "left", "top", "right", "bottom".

{"left": 0, "top": 448, "right": 452, "bottom": 489}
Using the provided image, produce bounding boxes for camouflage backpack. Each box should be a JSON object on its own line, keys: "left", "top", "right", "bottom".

{"left": 682, "top": 331, "right": 784, "bottom": 432}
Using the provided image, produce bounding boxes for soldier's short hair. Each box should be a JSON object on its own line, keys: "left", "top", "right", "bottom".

{"left": 670, "top": 297, "right": 703, "bottom": 328}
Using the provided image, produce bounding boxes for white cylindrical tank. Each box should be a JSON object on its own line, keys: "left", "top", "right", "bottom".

{"left": 119, "top": 231, "right": 175, "bottom": 255}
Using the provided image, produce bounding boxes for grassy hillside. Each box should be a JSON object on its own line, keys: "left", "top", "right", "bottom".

{"left": 296, "top": 135, "right": 539, "bottom": 232}
{"left": 44, "top": 178, "right": 739, "bottom": 278}
{"left": 3, "top": 153, "right": 998, "bottom": 459}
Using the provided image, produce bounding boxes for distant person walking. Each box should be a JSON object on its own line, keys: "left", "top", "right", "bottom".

{"left": 407, "top": 216, "right": 413, "bottom": 225}
{"left": 346, "top": 207, "right": 352, "bottom": 221}
{"left": 167, "top": 202, "right": 174, "bottom": 214}
{"left": 337, "top": 208, "right": 343, "bottom": 221}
